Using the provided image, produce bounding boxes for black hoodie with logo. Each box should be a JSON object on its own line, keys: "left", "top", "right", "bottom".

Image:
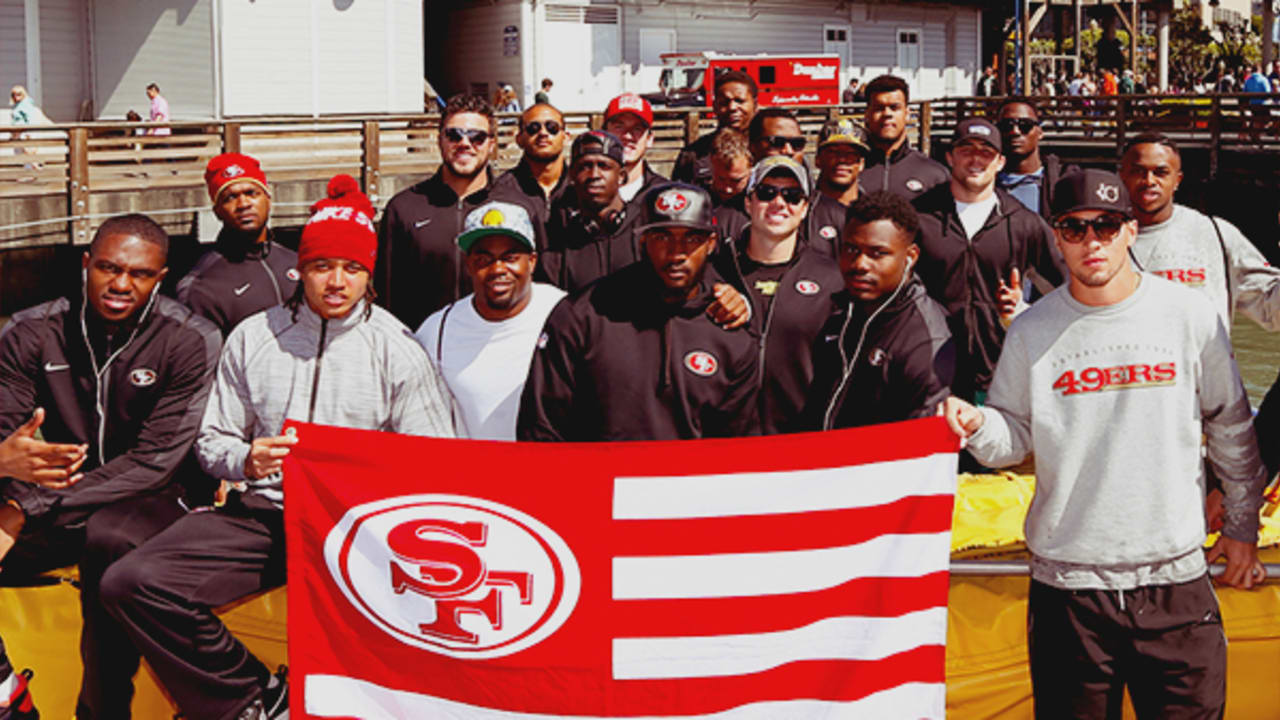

{"left": 175, "top": 230, "right": 298, "bottom": 338}
{"left": 0, "top": 292, "right": 221, "bottom": 525}
{"left": 517, "top": 261, "right": 759, "bottom": 441}
{"left": 538, "top": 205, "right": 644, "bottom": 294}
{"left": 860, "top": 141, "right": 949, "bottom": 202}
{"left": 713, "top": 229, "right": 843, "bottom": 434}
{"left": 801, "top": 277, "right": 955, "bottom": 430}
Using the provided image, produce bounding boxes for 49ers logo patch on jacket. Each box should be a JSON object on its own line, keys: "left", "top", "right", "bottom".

{"left": 684, "top": 351, "right": 718, "bottom": 376}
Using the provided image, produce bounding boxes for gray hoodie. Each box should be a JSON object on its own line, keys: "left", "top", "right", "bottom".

{"left": 196, "top": 300, "right": 456, "bottom": 507}
{"left": 967, "top": 275, "right": 1266, "bottom": 590}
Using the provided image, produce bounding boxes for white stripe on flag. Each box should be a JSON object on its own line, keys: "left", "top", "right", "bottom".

{"left": 611, "top": 606, "right": 947, "bottom": 680}
{"left": 613, "top": 531, "right": 950, "bottom": 600}
{"left": 613, "top": 453, "right": 955, "bottom": 520}
{"left": 304, "top": 674, "right": 946, "bottom": 719}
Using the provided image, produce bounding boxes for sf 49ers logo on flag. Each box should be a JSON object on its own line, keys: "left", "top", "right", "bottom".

{"left": 683, "top": 350, "right": 718, "bottom": 376}
{"left": 324, "top": 494, "right": 580, "bottom": 659}
{"left": 655, "top": 190, "right": 689, "bottom": 214}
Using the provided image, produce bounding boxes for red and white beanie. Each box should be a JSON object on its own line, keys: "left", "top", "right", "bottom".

{"left": 298, "top": 174, "right": 378, "bottom": 271}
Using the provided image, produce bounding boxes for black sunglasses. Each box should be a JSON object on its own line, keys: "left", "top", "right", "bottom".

{"left": 764, "top": 135, "right": 807, "bottom": 152}
{"left": 1053, "top": 214, "right": 1126, "bottom": 244}
{"left": 443, "top": 127, "right": 491, "bottom": 145}
{"left": 752, "top": 184, "right": 807, "bottom": 205}
{"left": 523, "top": 120, "right": 562, "bottom": 136}
{"left": 997, "top": 118, "right": 1040, "bottom": 135}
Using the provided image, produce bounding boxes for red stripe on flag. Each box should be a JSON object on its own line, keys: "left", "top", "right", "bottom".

{"left": 612, "top": 495, "right": 955, "bottom": 556}
{"left": 612, "top": 571, "right": 950, "bottom": 637}
{"left": 607, "top": 646, "right": 946, "bottom": 715}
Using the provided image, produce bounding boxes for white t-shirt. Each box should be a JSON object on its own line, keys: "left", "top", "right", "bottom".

{"left": 415, "top": 283, "right": 567, "bottom": 440}
{"left": 619, "top": 172, "right": 645, "bottom": 203}
{"left": 955, "top": 195, "right": 998, "bottom": 240}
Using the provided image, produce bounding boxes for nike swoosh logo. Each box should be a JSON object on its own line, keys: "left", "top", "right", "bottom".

{"left": 44, "top": 362, "right": 70, "bottom": 372}
{"left": 824, "top": 335, "right": 839, "bottom": 343}
{"left": 414, "top": 218, "right": 432, "bottom": 229}
{"left": 234, "top": 283, "right": 251, "bottom": 296}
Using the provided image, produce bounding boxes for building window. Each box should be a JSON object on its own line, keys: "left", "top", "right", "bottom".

{"left": 897, "top": 29, "right": 921, "bottom": 70}
{"left": 759, "top": 65, "right": 776, "bottom": 85}
{"left": 826, "top": 28, "right": 847, "bottom": 43}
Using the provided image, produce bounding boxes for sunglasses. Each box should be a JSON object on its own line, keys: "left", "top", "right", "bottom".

{"left": 523, "top": 120, "right": 561, "bottom": 136}
{"left": 764, "top": 135, "right": 807, "bottom": 152}
{"left": 1053, "top": 214, "right": 1127, "bottom": 244}
{"left": 443, "top": 127, "right": 491, "bottom": 145}
{"left": 997, "top": 118, "right": 1040, "bottom": 134}
{"left": 752, "top": 184, "right": 807, "bottom": 205}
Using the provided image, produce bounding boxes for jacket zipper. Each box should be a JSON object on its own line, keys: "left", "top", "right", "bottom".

{"left": 259, "top": 256, "right": 283, "bottom": 305}
{"left": 79, "top": 286, "right": 157, "bottom": 465}
{"left": 307, "top": 317, "right": 328, "bottom": 424}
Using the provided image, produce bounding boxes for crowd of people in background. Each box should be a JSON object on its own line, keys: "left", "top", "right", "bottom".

{"left": 0, "top": 68, "right": 1279, "bottom": 720}
{"left": 971, "top": 59, "right": 1280, "bottom": 97}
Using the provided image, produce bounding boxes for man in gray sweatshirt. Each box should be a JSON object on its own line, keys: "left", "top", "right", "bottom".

{"left": 940, "top": 169, "right": 1267, "bottom": 719}
{"left": 101, "top": 176, "right": 456, "bottom": 720}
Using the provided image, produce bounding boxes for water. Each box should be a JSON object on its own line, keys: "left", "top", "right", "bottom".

{"left": 1233, "top": 316, "right": 1280, "bottom": 408}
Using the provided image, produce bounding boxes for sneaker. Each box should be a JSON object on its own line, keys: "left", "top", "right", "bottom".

{"left": 1, "top": 669, "right": 39, "bottom": 720}
{"left": 262, "top": 666, "right": 289, "bottom": 720}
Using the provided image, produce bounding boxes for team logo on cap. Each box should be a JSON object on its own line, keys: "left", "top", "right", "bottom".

{"left": 905, "top": 179, "right": 924, "bottom": 192}
{"left": 683, "top": 351, "right": 718, "bottom": 377}
{"left": 617, "top": 94, "right": 645, "bottom": 112}
{"left": 325, "top": 494, "right": 580, "bottom": 659}
{"left": 655, "top": 190, "right": 689, "bottom": 214}
{"left": 819, "top": 225, "right": 838, "bottom": 240}
{"left": 482, "top": 209, "right": 506, "bottom": 226}
{"left": 968, "top": 124, "right": 993, "bottom": 136}
{"left": 868, "top": 348, "right": 887, "bottom": 367}
{"left": 795, "top": 280, "right": 821, "bottom": 295}
{"left": 130, "top": 368, "right": 157, "bottom": 387}
{"left": 286, "top": 268, "right": 300, "bottom": 282}
{"left": 223, "top": 164, "right": 245, "bottom": 179}
{"left": 1095, "top": 183, "right": 1120, "bottom": 203}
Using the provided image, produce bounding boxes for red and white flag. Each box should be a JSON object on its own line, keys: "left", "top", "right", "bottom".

{"left": 283, "top": 418, "right": 959, "bottom": 719}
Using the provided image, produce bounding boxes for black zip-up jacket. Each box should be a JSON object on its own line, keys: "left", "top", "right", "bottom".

{"left": 712, "top": 193, "right": 749, "bottom": 245}
{"left": 806, "top": 191, "right": 851, "bottom": 258}
{"left": 801, "top": 278, "right": 955, "bottom": 431}
{"left": 860, "top": 141, "right": 949, "bottom": 202}
{"left": 491, "top": 157, "right": 569, "bottom": 249}
{"left": 671, "top": 131, "right": 718, "bottom": 189}
{"left": 175, "top": 230, "right": 298, "bottom": 337}
{"left": 538, "top": 204, "right": 643, "bottom": 293}
{"left": 517, "top": 261, "right": 759, "bottom": 441}
{"left": 911, "top": 184, "right": 1064, "bottom": 398}
{"left": 713, "top": 229, "right": 842, "bottom": 434}
{"left": 0, "top": 293, "right": 221, "bottom": 525}
{"left": 378, "top": 167, "right": 543, "bottom": 330}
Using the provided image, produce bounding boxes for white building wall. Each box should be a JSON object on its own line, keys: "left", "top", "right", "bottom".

{"left": 0, "top": 0, "right": 28, "bottom": 120}
{"left": 92, "top": 0, "right": 216, "bottom": 120}
{"left": 221, "top": 0, "right": 422, "bottom": 117}
{"left": 39, "top": 0, "right": 89, "bottom": 121}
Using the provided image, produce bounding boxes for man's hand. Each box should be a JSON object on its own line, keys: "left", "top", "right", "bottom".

{"left": 997, "top": 268, "right": 1027, "bottom": 327}
{"left": 707, "top": 283, "right": 751, "bottom": 330}
{"left": 1206, "top": 535, "right": 1266, "bottom": 590}
{"left": 1205, "top": 488, "right": 1226, "bottom": 534}
{"left": 936, "top": 396, "right": 984, "bottom": 447}
{"left": 0, "top": 408, "right": 88, "bottom": 489}
{"left": 0, "top": 503, "right": 25, "bottom": 570}
{"left": 244, "top": 433, "right": 299, "bottom": 480}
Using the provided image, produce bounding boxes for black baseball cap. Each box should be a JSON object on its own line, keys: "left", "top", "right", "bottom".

{"left": 637, "top": 182, "right": 717, "bottom": 235}
{"left": 570, "top": 130, "right": 625, "bottom": 166}
{"left": 952, "top": 117, "right": 1003, "bottom": 154}
{"left": 1050, "top": 169, "right": 1134, "bottom": 220}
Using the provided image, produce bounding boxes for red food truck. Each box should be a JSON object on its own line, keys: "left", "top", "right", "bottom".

{"left": 646, "top": 52, "right": 841, "bottom": 108}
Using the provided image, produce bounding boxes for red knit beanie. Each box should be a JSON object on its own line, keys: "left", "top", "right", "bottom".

{"left": 205, "top": 153, "right": 268, "bottom": 202}
{"left": 298, "top": 175, "right": 378, "bottom": 271}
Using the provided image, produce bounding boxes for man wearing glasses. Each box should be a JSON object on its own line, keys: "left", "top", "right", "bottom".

{"left": 939, "top": 169, "right": 1266, "bottom": 719}
{"left": 712, "top": 156, "right": 841, "bottom": 434}
{"left": 519, "top": 182, "right": 759, "bottom": 441}
{"left": 492, "top": 103, "right": 570, "bottom": 226}
{"left": 995, "top": 98, "right": 1069, "bottom": 222}
{"left": 747, "top": 107, "right": 807, "bottom": 164}
{"left": 379, "top": 93, "right": 541, "bottom": 330}
{"left": 912, "top": 117, "right": 1062, "bottom": 403}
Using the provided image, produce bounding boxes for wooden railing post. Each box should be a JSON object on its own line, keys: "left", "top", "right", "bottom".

{"left": 684, "top": 110, "right": 700, "bottom": 144}
{"left": 589, "top": 113, "right": 604, "bottom": 131}
{"left": 920, "top": 101, "right": 934, "bottom": 156}
{"left": 361, "top": 120, "right": 381, "bottom": 206}
{"left": 1209, "top": 95, "right": 1221, "bottom": 180}
{"left": 67, "top": 128, "right": 90, "bottom": 246}
{"left": 222, "top": 122, "right": 241, "bottom": 154}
